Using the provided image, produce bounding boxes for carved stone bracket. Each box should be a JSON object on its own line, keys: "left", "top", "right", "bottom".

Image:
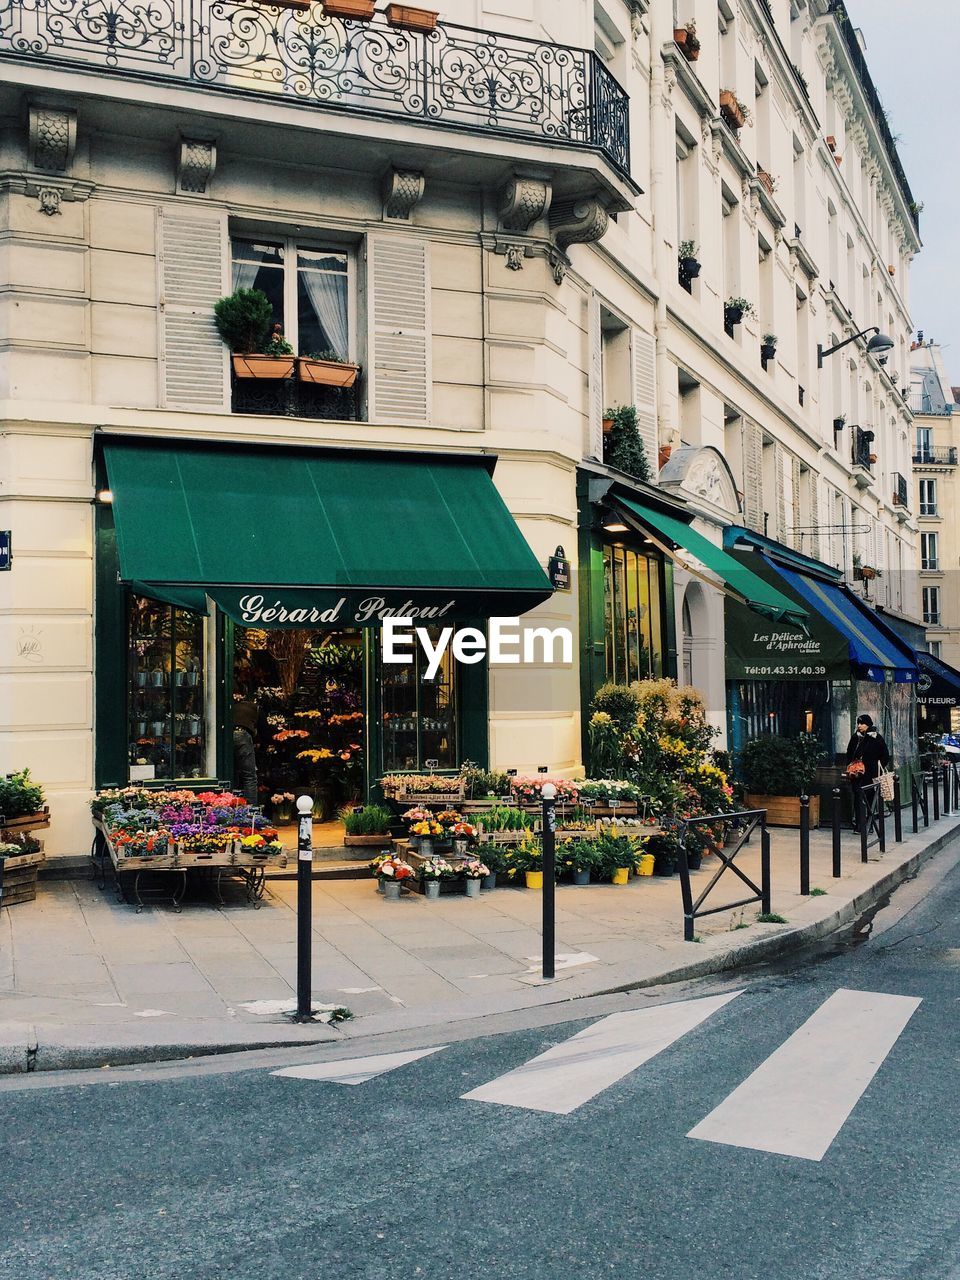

{"left": 28, "top": 104, "right": 77, "bottom": 174}
{"left": 177, "top": 138, "right": 217, "bottom": 195}
{"left": 382, "top": 168, "right": 425, "bottom": 220}
{"left": 497, "top": 175, "right": 552, "bottom": 234}
{"left": 37, "top": 187, "right": 62, "bottom": 216}
{"left": 549, "top": 196, "right": 609, "bottom": 256}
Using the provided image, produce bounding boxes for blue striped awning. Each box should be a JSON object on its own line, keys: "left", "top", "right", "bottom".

{"left": 763, "top": 560, "right": 919, "bottom": 683}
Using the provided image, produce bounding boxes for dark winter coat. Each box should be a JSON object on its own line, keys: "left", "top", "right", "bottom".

{"left": 845, "top": 730, "right": 890, "bottom": 781}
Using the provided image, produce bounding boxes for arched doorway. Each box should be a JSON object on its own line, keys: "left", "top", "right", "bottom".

{"left": 680, "top": 582, "right": 709, "bottom": 690}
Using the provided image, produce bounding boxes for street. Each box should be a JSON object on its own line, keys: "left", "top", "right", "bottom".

{"left": 3, "top": 852, "right": 960, "bottom": 1280}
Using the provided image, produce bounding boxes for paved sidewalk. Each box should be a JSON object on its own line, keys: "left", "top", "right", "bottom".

{"left": 2, "top": 813, "right": 959, "bottom": 1072}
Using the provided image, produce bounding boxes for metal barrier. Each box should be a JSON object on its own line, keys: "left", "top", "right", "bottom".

{"left": 678, "top": 810, "right": 770, "bottom": 943}
{"left": 854, "top": 781, "right": 885, "bottom": 862}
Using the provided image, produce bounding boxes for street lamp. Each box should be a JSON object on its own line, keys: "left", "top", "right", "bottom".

{"left": 817, "top": 326, "right": 894, "bottom": 369}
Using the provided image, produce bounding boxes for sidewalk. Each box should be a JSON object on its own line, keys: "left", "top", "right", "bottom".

{"left": 2, "top": 813, "right": 959, "bottom": 1073}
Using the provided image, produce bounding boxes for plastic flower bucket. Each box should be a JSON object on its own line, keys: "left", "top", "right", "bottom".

{"left": 637, "top": 853, "right": 656, "bottom": 877}
{"left": 611, "top": 866, "right": 630, "bottom": 885}
{"left": 524, "top": 870, "right": 543, "bottom": 890}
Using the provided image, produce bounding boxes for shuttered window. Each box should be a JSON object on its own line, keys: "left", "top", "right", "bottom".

{"left": 742, "top": 421, "right": 764, "bottom": 532}
{"left": 367, "top": 235, "right": 431, "bottom": 422}
{"left": 630, "top": 326, "right": 658, "bottom": 471}
{"left": 158, "top": 207, "right": 229, "bottom": 409}
{"left": 587, "top": 292, "right": 603, "bottom": 460}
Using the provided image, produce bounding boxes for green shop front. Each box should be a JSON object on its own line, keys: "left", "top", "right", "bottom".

{"left": 94, "top": 437, "right": 552, "bottom": 817}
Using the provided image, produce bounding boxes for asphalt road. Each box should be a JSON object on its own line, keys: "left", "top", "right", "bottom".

{"left": 3, "top": 851, "right": 960, "bottom": 1280}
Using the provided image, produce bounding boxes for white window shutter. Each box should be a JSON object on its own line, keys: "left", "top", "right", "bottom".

{"left": 587, "top": 292, "right": 603, "bottom": 461}
{"left": 791, "top": 455, "right": 801, "bottom": 548}
{"left": 630, "top": 326, "right": 658, "bottom": 473}
{"left": 742, "top": 422, "right": 763, "bottom": 532}
{"left": 158, "top": 206, "right": 228, "bottom": 409}
{"left": 775, "top": 445, "right": 787, "bottom": 542}
{"left": 808, "top": 471, "right": 820, "bottom": 560}
{"left": 367, "top": 235, "right": 431, "bottom": 422}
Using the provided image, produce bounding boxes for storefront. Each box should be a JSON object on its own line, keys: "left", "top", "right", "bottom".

{"left": 915, "top": 651, "right": 960, "bottom": 734}
{"left": 94, "top": 437, "right": 553, "bottom": 817}
{"left": 723, "top": 527, "right": 919, "bottom": 762}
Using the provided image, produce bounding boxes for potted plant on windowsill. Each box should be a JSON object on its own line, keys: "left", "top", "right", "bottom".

{"left": 215, "top": 289, "right": 296, "bottom": 379}
{"left": 298, "top": 349, "right": 360, "bottom": 388}
{"left": 385, "top": 3, "right": 439, "bottom": 30}
{"left": 740, "top": 733, "right": 824, "bottom": 827}
{"left": 719, "top": 90, "right": 750, "bottom": 131}
{"left": 724, "top": 297, "right": 754, "bottom": 328}
{"left": 324, "top": 0, "right": 376, "bottom": 18}
{"left": 603, "top": 405, "right": 653, "bottom": 483}
{"left": 756, "top": 166, "right": 777, "bottom": 197}
{"left": 673, "top": 21, "right": 700, "bottom": 60}
{"left": 760, "top": 333, "right": 777, "bottom": 362}
{"left": 678, "top": 240, "right": 701, "bottom": 280}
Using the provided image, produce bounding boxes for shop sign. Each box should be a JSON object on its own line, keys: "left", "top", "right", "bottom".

{"left": 724, "top": 596, "right": 848, "bottom": 681}
{"left": 0, "top": 531, "right": 10, "bottom": 571}
{"left": 547, "top": 545, "right": 570, "bottom": 592}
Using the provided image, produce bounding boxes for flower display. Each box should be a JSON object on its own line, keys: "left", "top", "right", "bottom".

{"left": 418, "top": 857, "right": 456, "bottom": 881}
{"left": 510, "top": 776, "right": 580, "bottom": 805}
{"left": 459, "top": 857, "right": 490, "bottom": 879}
{"left": 410, "top": 820, "right": 443, "bottom": 838}
{"left": 377, "top": 856, "right": 415, "bottom": 882}
{"left": 402, "top": 807, "right": 433, "bottom": 824}
{"left": 450, "top": 821, "right": 476, "bottom": 839}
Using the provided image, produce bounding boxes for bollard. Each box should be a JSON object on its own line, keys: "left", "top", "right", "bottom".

{"left": 893, "top": 774, "right": 903, "bottom": 843}
{"left": 540, "top": 782, "right": 556, "bottom": 980}
{"left": 943, "top": 765, "right": 951, "bottom": 817}
{"left": 878, "top": 791, "right": 886, "bottom": 854}
{"left": 799, "top": 794, "right": 810, "bottom": 895}
{"left": 760, "top": 821, "right": 771, "bottom": 916}
{"left": 923, "top": 773, "right": 931, "bottom": 828}
{"left": 911, "top": 774, "right": 919, "bottom": 835}
{"left": 856, "top": 787, "right": 868, "bottom": 863}
{"left": 295, "top": 794, "right": 313, "bottom": 1022}
{"left": 678, "top": 821, "right": 695, "bottom": 942}
{"left": 831, "top": 787, "right": 842, "bottom": 878}
{"left": 933, "top": 771, "right": 940, "bottom": 822}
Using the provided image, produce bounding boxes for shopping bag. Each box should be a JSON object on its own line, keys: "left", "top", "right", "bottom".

{"left": 878, "top": 767, "right": 895, "bottom": 802}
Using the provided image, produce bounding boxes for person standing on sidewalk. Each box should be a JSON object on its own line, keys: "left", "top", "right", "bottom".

{"left": 845, "top": 714, "right": 890, "bottom": 829}
{"left": 232, "top": 684, "right": 261, "bottom": 806}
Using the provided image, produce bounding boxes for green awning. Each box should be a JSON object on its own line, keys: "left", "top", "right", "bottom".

{"left": 613, "top": 496, "right": 808, "bottom": 627}
{"left": 102, "top": 439, "right": 553, "bottom": 627}
{"left": 130, "top": 581, "right": 210, "bottom": 615}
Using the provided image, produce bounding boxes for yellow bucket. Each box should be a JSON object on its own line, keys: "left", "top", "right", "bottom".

{"left": 611, "top": 866, "right": 630, "bottom": 885}
{"left": 525, "top": 870, "right": 544, "bottom": 889}
{"left": 637, "top": 853, "right": 655, "bottom": 877}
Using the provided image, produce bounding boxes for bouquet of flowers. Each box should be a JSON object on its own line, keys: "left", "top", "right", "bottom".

{"left": 450, "top": 821, "right": 476, "bottom": 840}
{"left": 510, "top": 777, "right": 580, "bottom": 805}
{"left": 402, "top": 807, "right": 433, "bottom": 824}
{"left": 410, "top": 819, "right": 443, "bottom": 838}
{"left": 418, "top": 857, "right": 455, "bottom": 881}
{"left": 846, "top": 759, "right": 866, "bottom": 778}
{"left": 436, "top": 810, "right": 462, "bottom": 830}
{"left": 459, "top": 857, "right": 490, "bottom": 879}
{"left": 377, "top": 856, "right": 415, "bottom": 883}
{"left": 111, "top": 829, "right": 171, "bottom": 858}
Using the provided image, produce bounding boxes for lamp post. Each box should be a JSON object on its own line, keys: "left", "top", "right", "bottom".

{"left": 817, "top": 326, "right": 893, "bottom": 369}
{"left": 295, "top": 794, "right": 313, "bottom": 1022}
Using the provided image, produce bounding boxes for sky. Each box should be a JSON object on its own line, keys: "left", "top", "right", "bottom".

{"left": 844, "top": 0, "right": 958, "bottom": 381}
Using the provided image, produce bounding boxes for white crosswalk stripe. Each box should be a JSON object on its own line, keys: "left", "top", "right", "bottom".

{"left": 461, "top": 990, "right": 742, "bottom": 1115}
{"left": 272, "top": 1046, "right": 446, "bottom": 1085}
{"left": 687, "top": 987, "right": 921, "bottom": 1161}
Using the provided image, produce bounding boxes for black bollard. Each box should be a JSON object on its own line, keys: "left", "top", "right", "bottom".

{"left": 295, "top": 794, "right": 313, "bottom": 1022}
{"left": 541, "top": 783, "right": 556, "bottom": 980}
{"left": 832, "top": 787, "right": 842, "bottom": 878}
{"left": 799, "top": 794, "right": 810, "bottom": 895}
{"left": 893, "top": 774, "right": 903, "bottom": 843}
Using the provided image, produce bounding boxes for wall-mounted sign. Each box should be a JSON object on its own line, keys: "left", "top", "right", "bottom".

{"left": 547, "top": 545, "right": 570, "bottom": 592}
{"left": 0, "top": 531, "right": 10, "bottom": 572}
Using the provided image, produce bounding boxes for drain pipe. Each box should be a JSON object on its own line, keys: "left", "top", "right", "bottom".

{"left": 647, "top": 1, "right": 675, "bottom": 462}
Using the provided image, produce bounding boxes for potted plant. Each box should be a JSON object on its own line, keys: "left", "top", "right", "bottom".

{"left": 418, "top": 856, "right": 454, "bottom": 901}
{"left": 385, "top": 3, "right": 438, "bottom": 30}
{"left": 0, "top": 769, "right": 48, "bottom": 831}
{"left": 647, "top": 826, "right": 685, "bottom": 876}
{"left": 298, "top": 349, "right": 360, "bottom": 388}
{"left": 378, "top": 855, "right": 415, "bottom": 900}
{"left": 342, "top": 804, "right": 393, "bottom": 847}
{"left": 673, "top": 21, "right": 700, "bottom": 60}
{"left": 833, "top": 414, "right": 846, "bottom": 433}
{"left": 719, "top": 90, "right": 750, "bottom": 131}
{"left": 602, "top": 409, "right": 616, "bottom": 435}
{"left": 560, "top": 838, "right": 596, "bottom": 886}
{"left": 0, "top": 834, "right": 45, "bottom": 907}
{"left": 324, "top": 0, "right": 376, "bottom": 18}
{"left": 603, "top": 405, "right": 653, "bottom": 483}
{"left": 595, "top": 831, "right": 637, "bottom": 885}
{"left": 724, "top": 297, "right": 754, "bottom": 328}
{"left": 740, "top": 733, "right": 824, "bottom": 826}
{"left": 511, "top": 837, "right": 542, "bottom": 889}
{"left": 756, "top": 167, "right": 777, "bottom": 197}
{"left": 678, "top": 240, "right": 701, "bottom": 280}
{"left": 215, "top": 288, "right": 296, "bottom": 379}
{"left": 761, "top": 333, "right": 777, "bottom": 362}
{"left": 460, "top": 857, "right": 490, "bottom": 899}
{"left": 450, "top": 819, "right": 475, "bottom": 855}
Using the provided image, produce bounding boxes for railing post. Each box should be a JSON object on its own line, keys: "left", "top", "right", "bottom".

{"left": 856, "top": 787, "right": 868, "bottom": 863}
{"left": 677, "top": 822, "right": 695, "bottom": 942}
{"left": 877, "top": 789, "right": 886, "bottom": 853}
{"left": 832, "top": 787, "right": 842, "bottom": 877}
{"left": 760, "top": 819, "right": 771, "bottom": 916}
{"left": 799, "top": 794, "right": 810, "bottom": 895}
{"left": 932, "top": 771, "right": 940, "bottom": 822}
{"left": 911, "top": 775, "right": 919, "bottom": 834}
{"left": 943, "top": 763, "right": 951, "bottom": 816}
{"left": 893, "top": 773, "right": 903, "bottom": 843}
{"left": 923, "top": 772, "right": 931, "bottom": 827}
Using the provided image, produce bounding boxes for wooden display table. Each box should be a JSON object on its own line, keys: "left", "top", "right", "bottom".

{"left": 0, "top": 808, "right": 50, "bottom": 907}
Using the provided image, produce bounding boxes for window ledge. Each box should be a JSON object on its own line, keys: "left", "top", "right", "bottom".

{"left": 661, "top": 43, "right": 716, "bottom": 120}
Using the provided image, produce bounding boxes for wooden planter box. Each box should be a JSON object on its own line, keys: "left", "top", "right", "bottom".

{"left": 255, "top": 0, "right": 312, "bottom": 10}
{"left": 324, "top": 0, "right": 376, "bottom": 17}
{"left": 344, "top": 833, "right": 392, "bottom": 847}
{"left": 719, "top": 91, "right": 746, "bottom": 130}
{"left": 673, "top": 29, "right": 700, "bottom": 60}
{"left": 0, "top": 847, "right": 45, "bottom": 907}
{"left": 298, "top": 357, "right": 359, "bottom": 388}
{"left": 232, "top": 354, "right": 295, "bottom": 380}
{"left": 1, "top": 809, "right": 50, "bottom": 836}
{"left": 385, "top": 3, "right": 438, "bottom": 30}
{"left": 757, "top": 168, "right": 775, "bottom": 196}
{"left": 744, "top": 794, "right": 820, "bottom": 828}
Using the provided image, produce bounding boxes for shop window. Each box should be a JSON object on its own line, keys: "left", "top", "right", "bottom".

{"left": 602, "top": 544, "right": 664, "bottom": 683}
{"left": 230, "top": 236, "right": 358, "bottom": 421}
{"left": 381, "top": 625, "right": 458, "bottom": 771}
{"left": 127, "top": 597, "right": 206, "bottom": 781}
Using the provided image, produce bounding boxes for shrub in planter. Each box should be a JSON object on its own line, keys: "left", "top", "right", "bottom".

{"left": 588, "top": 711, "right": 623, "bottom": 777}
{"left": 678, "top": 240, "right": 701, "bottom": 279}
{"left": 214, "top": 288, "right": 273, "bottom": 355}
{"left": 739, "top": 733, "right": 825, "bottom": 826}
{"left": 0, "top": 769, "right": 45, "bottom": 821}
{"left": 603, "top": 405, "right": 653, "bottom": 483}
{"left": 724, "top": 297, "right": 754, "bottom": 328}
{"left": 761, "top": 333, "right": 777, "bottom": 362}
{"left": 646, "top": 829, "right": 684, "bottom": 876}
{"left": 590, "top": 681, "right": 642, "bottom": 733}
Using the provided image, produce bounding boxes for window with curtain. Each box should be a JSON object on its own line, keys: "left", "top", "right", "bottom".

{"left": 230, "top": 237, "right": 350, "bottom": 359}
{"left": 602, "top": 544, "right": 664, "bottom": 683}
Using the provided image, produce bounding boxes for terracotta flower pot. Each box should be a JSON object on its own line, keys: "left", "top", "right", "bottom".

{"left": 323, "top": 0, "right": 376, "bottom": 18}
{"left": 298, "top": 356, "right": 359, "bottom": 387}
{"left": 674, "top": 29, "right": 700, "bottom": 60}
{"left": 602, "top": 415, "right": 616, "bottom": 435}
{"left": 232, "top": 354, "right": 295, "bottom": 380}
{"left": 385, "top": 3, "right": 438, "bottom": 30}
{"left": 719, "top": 91, "right": 746, "bottom": 130}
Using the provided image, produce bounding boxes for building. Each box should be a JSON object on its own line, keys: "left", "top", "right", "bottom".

{"left": 0, "top": 0, "right": 923, "bottom": 858}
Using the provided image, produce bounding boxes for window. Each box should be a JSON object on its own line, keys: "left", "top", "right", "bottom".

{"left": 923, "top": 586, "right": 941, "bottom": 625}
{"left": 722, "top": 186, "right": 740, "bottom": 313}
{"left": 930, "top": 641, "right": 943, "bottom": 659}
{"left": 127, "top": 597, "right": 206, "bottom": 781}
{"left": 916, "top": 427, "right": 933, "bottom": 461}
{"left": 231, "top": 237, "right": 351, "bottom": 360}
{"left": 921, "top": 532, "right": 939, "bottom": 571}
{"left": 381, "top": 625, "right": 457, "bottom": 771}
{"left": 603, "top": 544, "right": 664, "bottom": 682}
{"left": 920, "top": 478, "right": 938, "bottom": 516}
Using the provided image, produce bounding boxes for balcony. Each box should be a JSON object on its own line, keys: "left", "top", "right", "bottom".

{"left": 892, "top": 473, "right": 908, "bottom": 508}
{"left": 0, "top": 1, "right": 630, "bottom": 177}
{"left": 850, "top": 426, "right": 875, "bottom": 487}
{"left": 231, "top": 371, "right": 361, "bottom": 421}
{"left": 913, "top": 446, "right": 958, "bottom": 466}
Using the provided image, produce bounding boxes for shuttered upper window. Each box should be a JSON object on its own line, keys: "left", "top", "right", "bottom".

{"left": 231, "top": 237, "right": 352, "bottom": 360}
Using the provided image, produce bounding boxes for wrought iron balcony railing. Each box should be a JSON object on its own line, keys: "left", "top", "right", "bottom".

{"left": 913, "top": 446, "right": 958, "bottom": 466}
{"left": 892, "top": 473, "right": 908, "bottom": 507}
{"left": 0, "top": 1, "right": 630, "bottom": 176}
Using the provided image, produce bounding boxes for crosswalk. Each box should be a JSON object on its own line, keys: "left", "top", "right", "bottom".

{"left": 271, "top": 985, "right": 921, "bottom": 1162}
